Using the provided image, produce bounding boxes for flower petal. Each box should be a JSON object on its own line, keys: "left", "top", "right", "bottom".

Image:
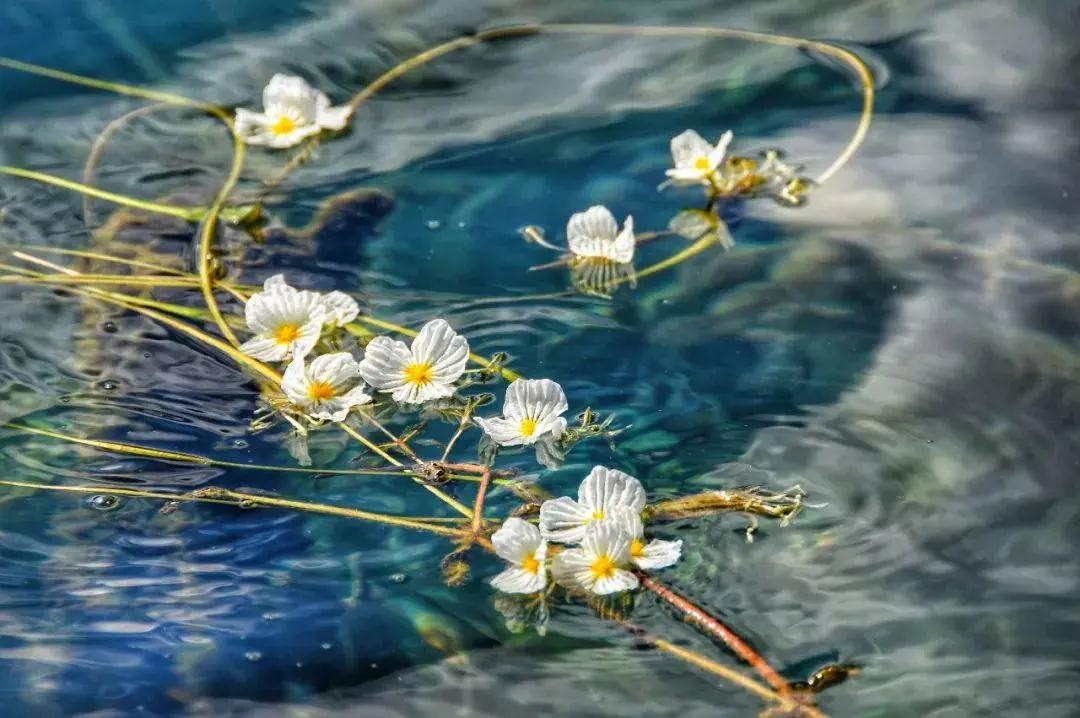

{"left": 708, "top": 130, "right": 734, "bottom": 167}
{"left": 581, "top": 520, "right": 633, "bottom": 567}
{"left": 321, "top": 291, "right": 359, "bottom": 326}
{"left": 263, "top": 274, "right": 294, "bottom": 293}
{"left": 315, "top": 92, "right": 352, "bottom": 130}
{"left": 577, "top": 466, "right": 647, "bottom": 516}
{"left": 239, "top": 336, "right": 287, "bottom": 362}
{"left": 358, "top": 336, "right": 411, "bottom": 390}
{"left": 538, "top": 496, "right": 590, "bottom": 543}
{"left": 235, "top": 109, "right": 271, "bottom": 140}
{"left": 635, "top": 539, "right": 683, "bottom": 570}
{"left": 410, "top": 319, "right": 469, "bottom": 382}
{"left": 475, "top": 416, "right": 527, "bottom": 446}
{"left": 263, "top": 74, "right": 318, "bottom": 123}
{"left": 609, "top": 216, "right": 635, "bottom": 264}
{"left": 591, "top": 569, "right": 639, "bottom": 595}
{"left": 550, "top": 546, "right": 593, "bottom": 591}
{"left": 281, "top": 355, "right": 310, "bottom": 405}
{"left": 669, "top": 129, "right": 712, "bottom": 168}
{"left": 491, "top": 567, "right": 546, "bottom": 594}
{"left": 567, "top": 205, "right": 618, "bottom": 246}
{"left": 306, "top": 352, "right": 361, "bottom": 391}
{"left": 491, "top": 517, "right": 542, "bottom": 563}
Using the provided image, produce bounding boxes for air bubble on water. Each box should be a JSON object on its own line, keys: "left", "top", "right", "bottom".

{"left": 390, "top": 573, "right": 407, "bottom": 583}
{"left": 99, "top": 380, "right": 119, "bottom": 392}
{"left": 426, "top": 220, "right": 441, "bottom": 229}
{"left": 245, "top": 651, "right": 262, "bottom": 662}
{"left": 88, "top": 495, "right": 120, "bottom": 511}
{"left": 262, "top": 612, "right": 283, "bottom": 621}
{"left": 101, "top": 322, "right": 118, "bottom": 333}
{"left": 320, "top": 642, "right": 332, "bottom": 650}
{"left": 231, "top": 439, "right": 249, "bottom": 449}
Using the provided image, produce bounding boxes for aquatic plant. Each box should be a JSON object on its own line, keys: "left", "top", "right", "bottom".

{"left": 0, "top": 21, "right": 877, "bottom": 717}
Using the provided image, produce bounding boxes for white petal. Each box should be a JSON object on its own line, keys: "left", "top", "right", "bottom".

{"left": 315, "top": 92, "right": 352, "bottom": 131}
{"left": 609, "top": 216, "right": 635, "bottom": 264}
{"left": 491, "top": 517, "right": 542, "bottom": 563}
{"left": 410, "top": 319, "right": 469, "bottom": 382}
{"left": 577, "top": 466, "right": 647, "bottom": 517}
{"left": 635, "top": 539, "right": 683, "bottom": 570}
{"left": 321, "top": 291, "right": 359, "bottom": 326}
{"left": 280, "top": 356, "right": 311, "bottom": 405}
{"left": 309, "top": 385, "right": 371, "bottom": 422}
{"left": 475, "top": 416, "right": 527, "bottom": 446}
{"left": 664, "top": 167, "right": 710, "bottom": 184}
{"left": 550, "top": 547, "right": 592, "bottom": 591}
{"left": 263, "top": 274, "right": 293, "bottom": 293}
{"left": 581, "top": 521, "right": 633, "bottom": 567}
{"left": 259, "top": 122, "right": 321, "bottom": 149}
{"left": 491, "top": 567, "right": 546, "bottom": 594}
{"left": 670, "top": 129, "right": 712, "bottom": 168}
{"left": 668, "top": 209, "right": 715, "bottom": 240}
{"left": 234, "top": 109, "right": 271, "bottom": 139}
{"left": 538, "top": 496, "right": 591, "bottom": 543}
{"left": 306, "top": 352, "right": 361, "bottom": 391}
{"left": 708, "top": 130, "right": 734, "bottom": 167}
{"left": 239, "top": 336, "right": 287, "bottom": 362}
{"left": 358, "top": 336, "right": 411, "bottom": 390}
{"left": 591, "top": 569, "right": 639, "bottom": 595}
{"left": 606, "top": 506, "right": 644, "bottom": 538}
{"left": 244, "top": 289, "right": 323, "bottom": 335}
{"left": 263, "top": 74, "right": 318, "bottom": 122}
{"left": 567, "top": 205, "right": 618, "bottom": 244}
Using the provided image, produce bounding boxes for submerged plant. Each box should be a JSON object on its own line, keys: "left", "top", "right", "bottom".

{"left": 0, "top": 21, "right": 877, "bottom": 717}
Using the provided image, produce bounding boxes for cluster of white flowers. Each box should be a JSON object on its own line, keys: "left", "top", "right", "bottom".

{"left": 236, "top": 74, "right": 352, "bottom": 148}
{"left": 490, "top": 466, "right": 682, "bottom": 596}
{"left": 240, "top": 276, "right": 471, "bottom": 423}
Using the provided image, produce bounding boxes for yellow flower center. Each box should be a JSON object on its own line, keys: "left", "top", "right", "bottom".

{"left": 307, "top": 381, "right": 337, "bottom": 401}
{"left": 590, "top": 554, "right": 616, "bottom": 580}
{"left": 521, "top": 552, "right": 541, "bottom": 575}
{"left": 693, "top": 155, "right": 712, "bottom": 171}
{"left": 273, "top": 323, "right": 301, "bottom": 344}
{"left": 631, "top": 538, "right": 646, "bottom": 558}
{"left": 590, "top": 509, "right": 606, "bottom": 522}
{"left": 402, "top": 362, "right": 434, "bottom": 386}
{"left": 270, "top": 116, "right": 297, "bottom": 135}
{"left": 519, "top": 417, "right": 538, "bottom": 437}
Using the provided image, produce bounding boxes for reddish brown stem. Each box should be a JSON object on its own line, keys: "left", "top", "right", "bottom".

{"left": 639, "top": 572, "right": 794, "bottom": 699}
{"left": 438, "top": 462, "right": 494, "bottom": 534}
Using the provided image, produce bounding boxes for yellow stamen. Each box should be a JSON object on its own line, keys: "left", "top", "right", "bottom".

{"left": 590, "top": 555, "right": 616, "bottom": 580}
{"left": 273, "top": 323, "right": 301, "bottom": 344}
{"left": 519, "top": 417, "right": 538, "bottom": 437}
{"left": 270, "top": 116, "right": 297, "bottom": 135}
{"left": 591, "top": 509, "right": 606, "bottom": 521}
{"left": 521, "top": 552, "right": 541, "bottom": 575}
{"left": 307, "top": 381, "right": 336, "bottom": 401}
{"left": 693, "top": 155, "right": 712, "bottom": 171}
{"left": 631, "top": 538, "right": 646, "bottom": 558}
{"left": 403, "top": 362, "right": 434, "bottom": 386}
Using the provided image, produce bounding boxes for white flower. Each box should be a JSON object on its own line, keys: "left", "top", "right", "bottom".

{"left": 476, "top": 379, "right": 568, "bottom": 446}
{"left": 281, "top": 352, "right": 371, "bottom": 422}
{"left": 664, "top": 129, "right": 733, "bottom": 187}
{"left": 240, "top": 276, "right": 326, "bottom": 362}
{"left": 567, "top": 206, "right": 635, "bottom": 264}
{"left": 358, "top": 318, "right": 469, "bottom": 404}
{"left": 551, "top": 521, "right": 638, "bottom": 595}
{"left": 263, "top": 274, "right": 358, "bottom": 327}
{"left": 490, "top": 517, "right": 548, "bottom": 594}
{"left": 320, "top": 291, "right": 359, "bottom": 327}
{"left": 235, "top": 74, "right": 352, "bottom": 148}
{"left": 606, "top": 507, "right": 682, "bottom": 571}
{"left": 539, "top": 466, "right": 647, "bottom": 544}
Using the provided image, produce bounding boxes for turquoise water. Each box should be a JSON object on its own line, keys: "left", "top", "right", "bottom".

{"left": 1, "top": 1, "right": 1079, "bottom": 716}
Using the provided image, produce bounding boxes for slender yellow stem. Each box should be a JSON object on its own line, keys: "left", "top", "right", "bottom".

{"left": 0, "top": 479, "right": 466, "bottom": 537}
{"left": 0, "top": 165, "right": 210, "bottom": 221}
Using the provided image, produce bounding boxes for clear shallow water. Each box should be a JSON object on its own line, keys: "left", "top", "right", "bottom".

{"left": 1, "top": 1, "right": 1079, "bottom": 716}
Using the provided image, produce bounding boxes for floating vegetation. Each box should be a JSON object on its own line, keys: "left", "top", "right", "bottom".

{"left": 0, "top": 20, "right": 876, "bottom": 718}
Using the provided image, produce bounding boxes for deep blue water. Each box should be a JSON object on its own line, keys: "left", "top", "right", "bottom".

{"left": 2, "top": 1, "right": 1079, "bottom": 716}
